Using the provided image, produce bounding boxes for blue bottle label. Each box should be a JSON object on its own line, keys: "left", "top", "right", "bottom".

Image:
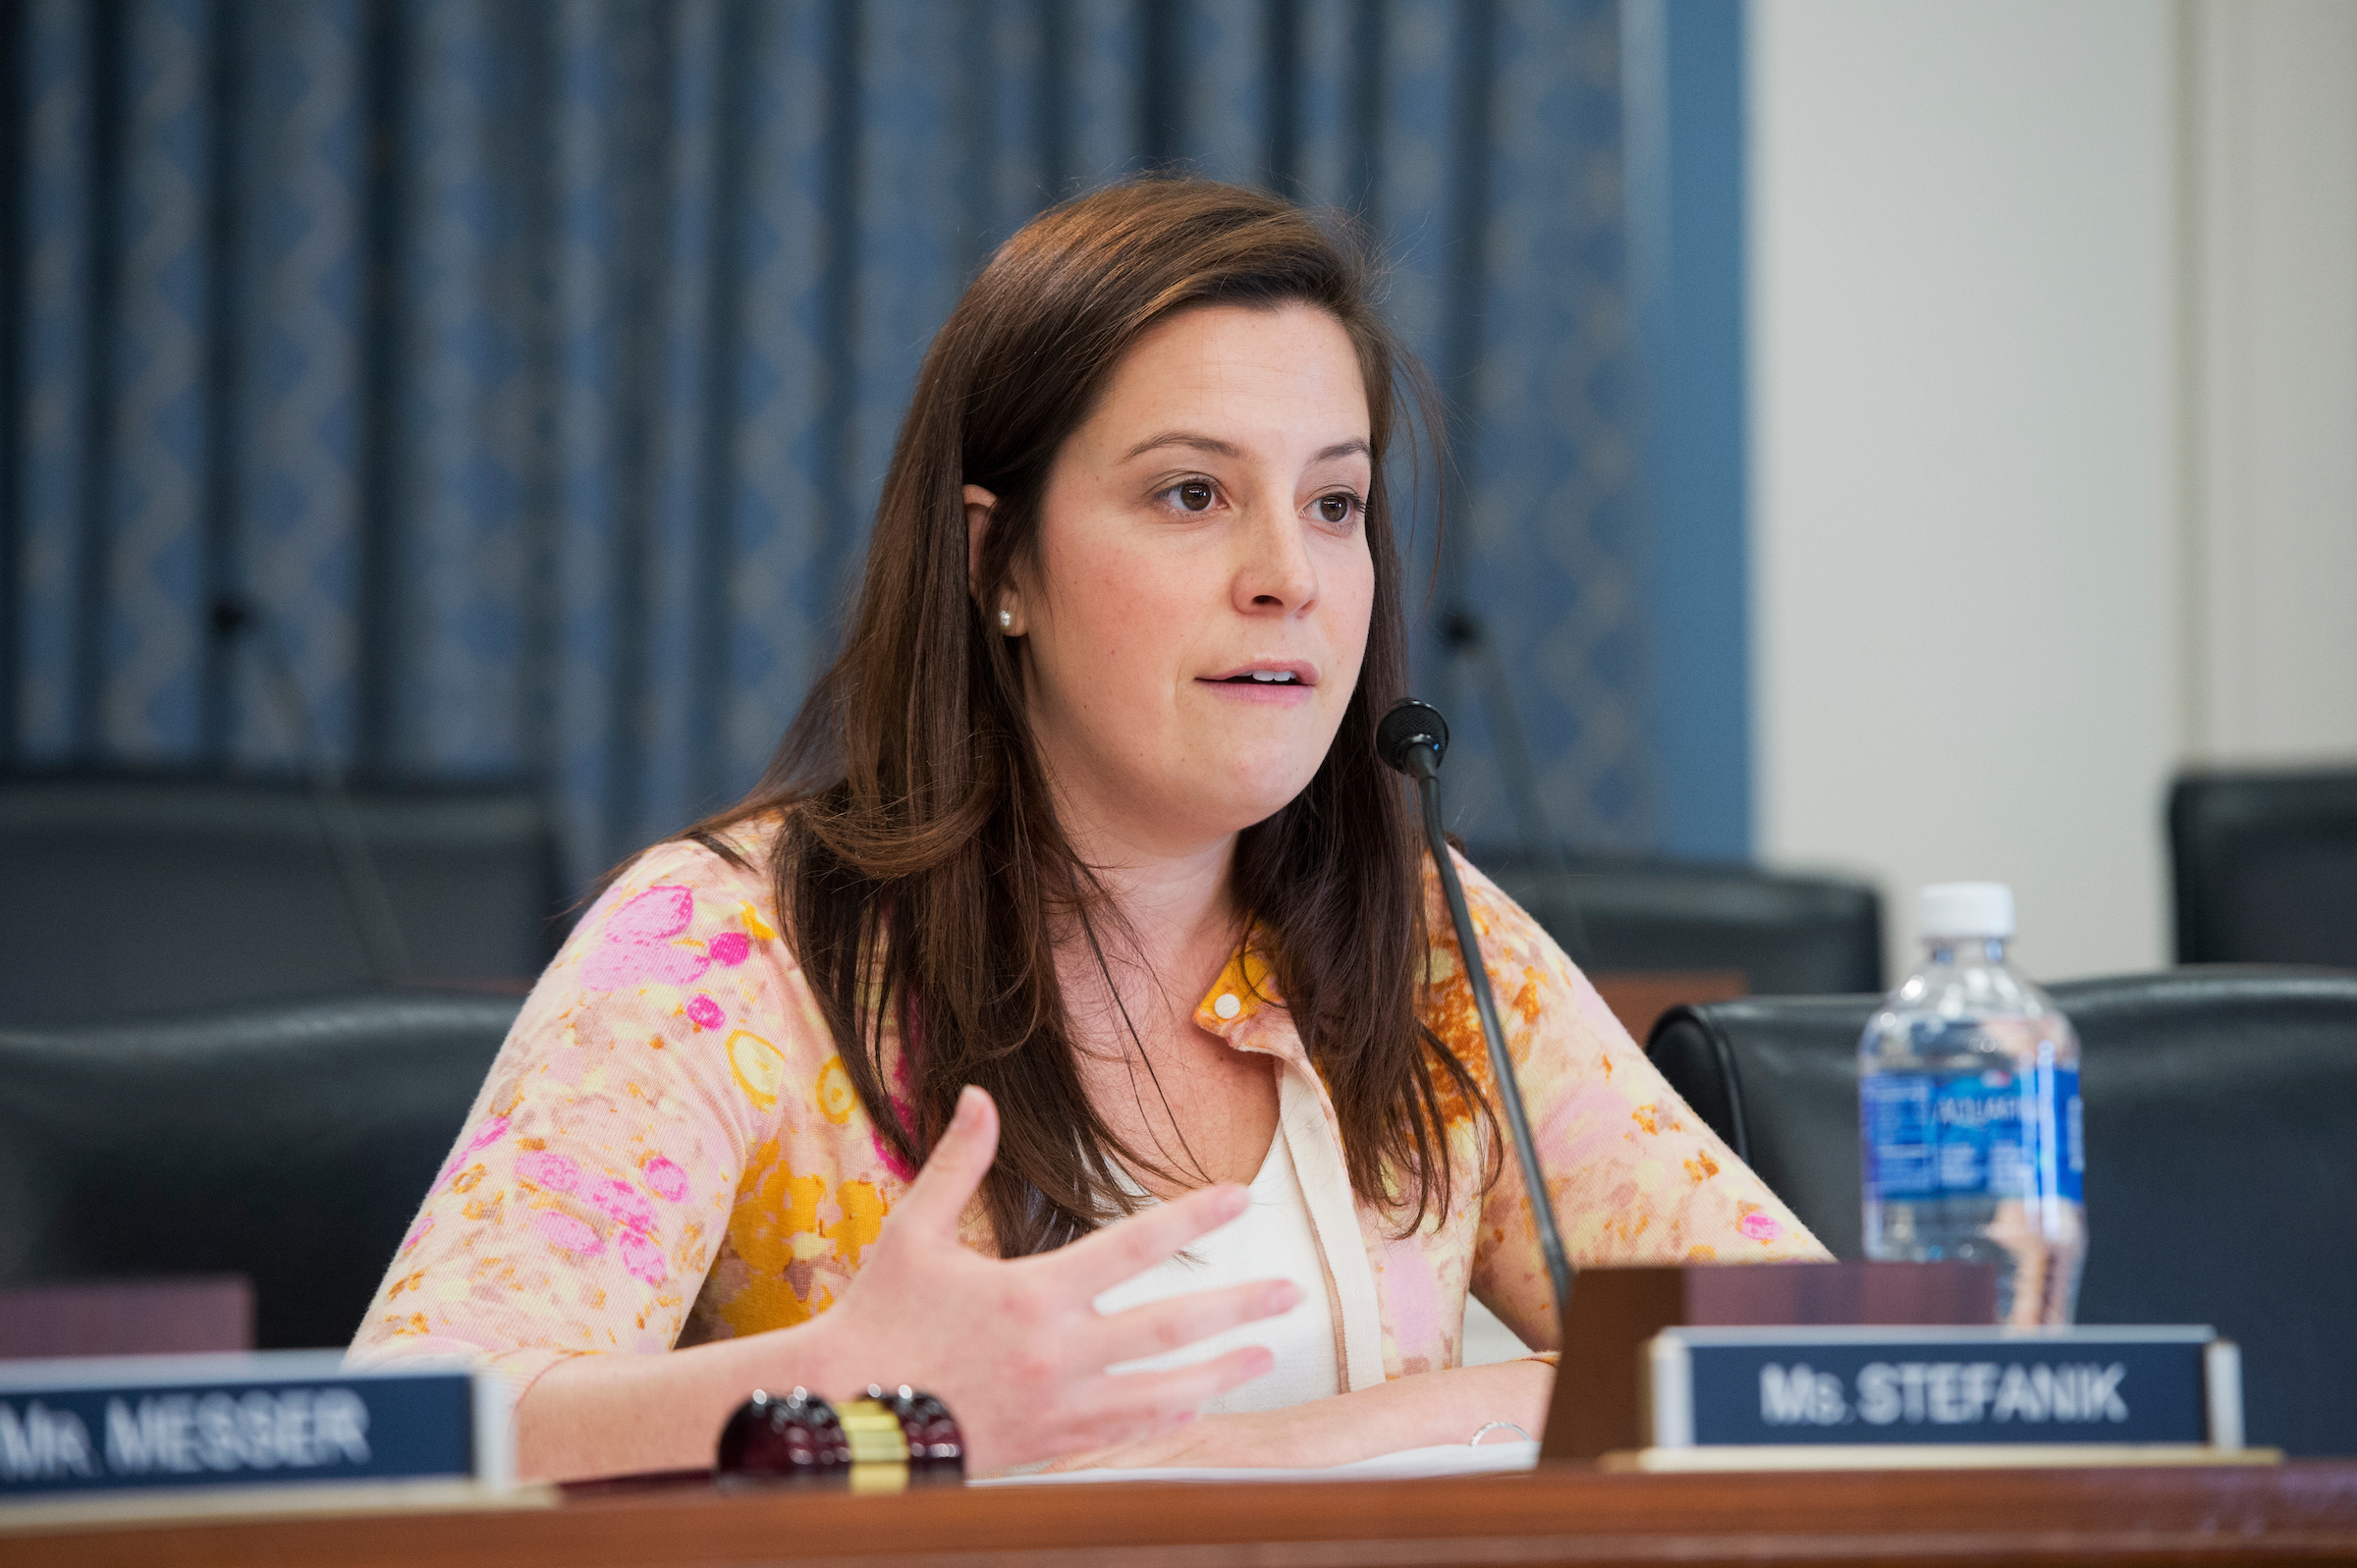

{"left": 2054, "top": 1066, "right": 2083, "bottom": 1204}
{"left": 1861, "top": 1074, "right": 1939, "bottom": 1200}
{"left": 1862, "top": 1064, "right": 2080, "bottom": 1204}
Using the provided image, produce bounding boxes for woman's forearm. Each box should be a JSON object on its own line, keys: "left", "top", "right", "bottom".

{"left": 1304, "top": 1358, "right": 1554, "bottom": 1463}
{"left": 1050, "top": 1358, "right": 1556, "bottom": 1472}
{"left": 513, "top": 1320, "right": 849, "bottom": 1484}
{"left": 502, "top": 1090, "right": 1297, "bottom": 1485}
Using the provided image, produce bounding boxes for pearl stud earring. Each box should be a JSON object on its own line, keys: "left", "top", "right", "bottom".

{"left": 998, "top": 608, "right": 1014, "bottom": 630}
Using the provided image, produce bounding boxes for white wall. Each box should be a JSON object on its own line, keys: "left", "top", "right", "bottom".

{"left": 2185, "top": 0, "right": 2357, "bottom": 765}
{"left": 1748, "top": 1, "right": 2183, "bottom": 981}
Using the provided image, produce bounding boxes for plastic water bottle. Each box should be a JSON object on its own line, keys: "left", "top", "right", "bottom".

{"left": 1859, "top": 883, "right": 2086, "bottom": 1325}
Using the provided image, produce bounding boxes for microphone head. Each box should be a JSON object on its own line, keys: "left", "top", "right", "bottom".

{"left": 1376, "top": 699, "right": 1450, "bottom": 775}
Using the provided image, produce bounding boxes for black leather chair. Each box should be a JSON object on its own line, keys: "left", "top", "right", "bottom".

{"left": 1648, "top": 968, "right": 2357, "bottom": 1456}
{"left": 0, "top": 992, "right": 521, "bottom": 1350}
{"left": 0, "top": 769, "right": 572, "bottom": 1025}
{"left": 2170, "top": 768, "right": 2357, "bottom": 968}
{"left": 1474, "top": 850, "right": 1884, "bottom": 994}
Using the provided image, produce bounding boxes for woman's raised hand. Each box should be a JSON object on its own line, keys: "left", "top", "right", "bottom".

{"left": 801, "top": 1085, "right": 1296, "bottom": 1475}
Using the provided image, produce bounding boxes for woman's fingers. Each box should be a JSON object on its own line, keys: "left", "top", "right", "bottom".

{"left": 1061, "top": 1345, "right": 1277, "bottom": 1449}
{"left": 1087, "top": 1278, "right": 1301, "bottom": 1366}
{"left": 1052, "top": 1181, "right": 1250, "bottom": 1296}
{"left": 885, "top": 1085, "right": 998, "bottom": 1239}
{"left": 832, "top": 1117, "right": 1296, "bottom": 1475}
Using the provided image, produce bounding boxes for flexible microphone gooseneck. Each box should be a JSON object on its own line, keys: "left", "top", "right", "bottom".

{"left": 1435, "top": 608, "right": 1594, "bottom": 968}
{"left": 1379, "top": 698, "right": 1576, "bottom": 1323}
{"left": 212, "top": 594, "right": 412, "bottom": 988}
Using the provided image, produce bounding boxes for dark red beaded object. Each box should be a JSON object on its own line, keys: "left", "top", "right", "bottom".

{"left": 866, "top": 1384, "right": 965, "bottom": 1482}
{"left": 715, "top": 1387, "right": 849, "bottom": 1487}
{"left": 714, "top": 1386, "right": 963, "bottom": 1491}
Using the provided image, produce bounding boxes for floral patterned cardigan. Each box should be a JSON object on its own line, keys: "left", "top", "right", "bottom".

{"left": 349, "top": 821, "right": 1826, "bottom": 1408}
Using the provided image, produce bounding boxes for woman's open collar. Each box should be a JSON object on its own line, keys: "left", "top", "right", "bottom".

{"left": 1192, "top": 928, "right": 1291, "bottom": 1046}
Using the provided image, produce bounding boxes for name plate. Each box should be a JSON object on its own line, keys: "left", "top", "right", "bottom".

{"left": 0, "top": 1351, "right": 506, "bottom": 1500}
{"left": 1645, "top": 1326, "right": 2242, "bottom": 1451}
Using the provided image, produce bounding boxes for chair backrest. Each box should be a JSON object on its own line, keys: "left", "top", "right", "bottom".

{"left": 0, "top": 769, "right": 571, "bottom": 1025}
{"left": 1474, "top": 850, "right": 1884, "bottom": 994}
{"left": 2170, "top": 768, "right": 2357, "bottom": 966}
{"left": 0, "top": 992, "right": 521, "bottom": 1351}
{"left": 1647, "top": 968, "right": 2357, "bottom": 1457}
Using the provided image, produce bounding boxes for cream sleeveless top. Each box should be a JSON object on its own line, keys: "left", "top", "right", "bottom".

{"left": 1091, "top": 1120, "right": 1344, "bottom": 1415}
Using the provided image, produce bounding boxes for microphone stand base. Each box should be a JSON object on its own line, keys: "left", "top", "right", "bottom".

{"left": 1541, "top": 1260, "right": 1999, "bottom": 1460}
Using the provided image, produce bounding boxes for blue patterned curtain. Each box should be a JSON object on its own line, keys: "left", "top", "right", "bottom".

{"left": 1, "top": 0, "right": 1651, "bottom": 887}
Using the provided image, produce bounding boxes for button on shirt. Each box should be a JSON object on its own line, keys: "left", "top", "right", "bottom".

{"left": 350, "top": 820, "right": 1828, "bottom": 1406}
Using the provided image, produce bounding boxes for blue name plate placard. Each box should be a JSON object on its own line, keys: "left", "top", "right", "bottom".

{"left": 0, "top": 1351, "right": 506, "bottom": 1500}
{"left": 1645, "top": 1326, "right": 2242, "bottom": 1451}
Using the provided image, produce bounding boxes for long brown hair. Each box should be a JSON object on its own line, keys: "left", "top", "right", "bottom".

{"left": 688, "top": 177, "right": 1489, "bottom": 1256}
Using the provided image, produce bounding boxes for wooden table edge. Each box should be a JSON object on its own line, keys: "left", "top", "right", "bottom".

{"left": 11, "top": 1456, "right": 2357, "bottom": 1567}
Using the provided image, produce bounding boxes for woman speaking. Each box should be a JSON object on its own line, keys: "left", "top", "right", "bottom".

{"left": 351, "top": 178, "right": 1823, "bottom": 1482}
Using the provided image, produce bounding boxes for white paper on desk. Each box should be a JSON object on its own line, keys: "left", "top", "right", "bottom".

{"left": 975, "top": 1438, "right": 1540, "bottom": 1487}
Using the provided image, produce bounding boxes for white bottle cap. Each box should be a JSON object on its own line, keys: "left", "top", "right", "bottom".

{"left": 1919, "top": 882, "right": 2014, "bottom": 940}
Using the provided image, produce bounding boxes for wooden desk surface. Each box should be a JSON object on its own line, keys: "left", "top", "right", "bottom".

{"left": 19, "top": 1460, "right": 2357, "bottom": 1567}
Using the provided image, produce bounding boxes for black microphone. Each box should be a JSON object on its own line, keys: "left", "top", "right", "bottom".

{"left": 1380, "top": 698, "right": 1576, "bottom": 1323}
